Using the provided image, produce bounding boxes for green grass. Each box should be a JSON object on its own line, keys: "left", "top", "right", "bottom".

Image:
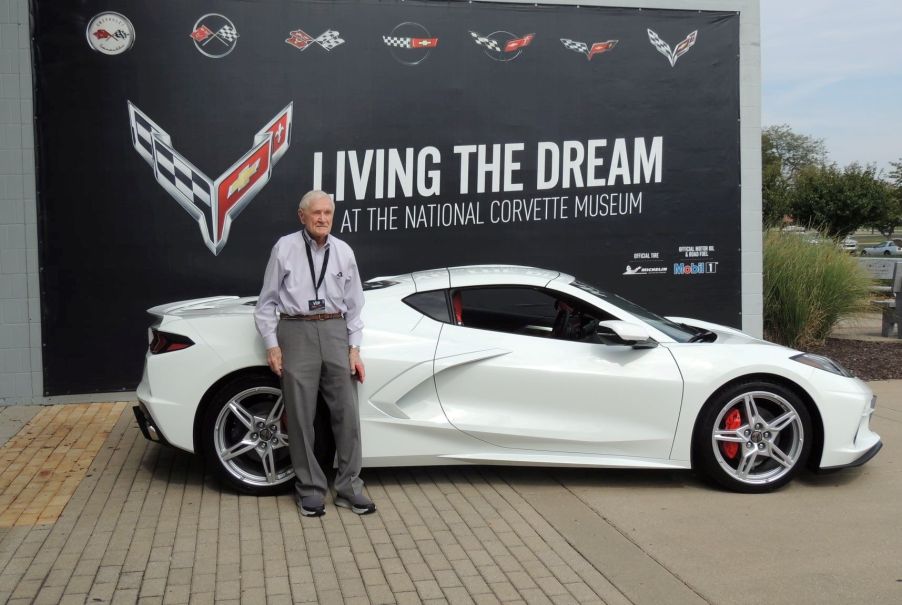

{"left": 764, "top": 230, "right": 873, "bottom": 349}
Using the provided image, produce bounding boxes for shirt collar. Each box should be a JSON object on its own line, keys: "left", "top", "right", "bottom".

{"left": 301, "top": 228, "right": 331, "bottom": 250}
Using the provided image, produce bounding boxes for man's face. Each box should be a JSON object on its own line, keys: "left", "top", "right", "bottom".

{"left": 298, "top": 196, "right": 333, "bottom": 240}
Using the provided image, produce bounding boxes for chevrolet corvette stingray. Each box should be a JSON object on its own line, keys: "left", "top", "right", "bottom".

{"left": 134, "top": 266, "right": 881, "bottom": 495}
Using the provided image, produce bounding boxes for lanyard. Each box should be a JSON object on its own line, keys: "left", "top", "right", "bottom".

{"left": 304, "top": 238, "right": 330, "bottom": 299}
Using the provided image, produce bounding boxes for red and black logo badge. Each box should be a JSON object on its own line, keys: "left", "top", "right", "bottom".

{"left": 127, "top": 103, "right": 293, "bottom": 255}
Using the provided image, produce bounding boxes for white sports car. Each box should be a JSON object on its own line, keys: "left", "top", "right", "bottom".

{"left": 134, "top": 266, "right": 881, "bottom": 495}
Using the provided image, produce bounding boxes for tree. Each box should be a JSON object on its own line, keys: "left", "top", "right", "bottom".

{"left": 761, "top": 125, "right": 827, "bottom": 226}
{"left": 790, "top": 163, "right": 891, "bottom": 238}
{"left": 871, "top": 160, "right": 902, "bottom": 237}
{"left": 889, "top": 160, "right": 902, "bottom": 187}
{"left": 762, "top": 124, "right": 827, "bottom": 180}
{"left": 762, "top": 160, "right": 792, "bottom": 227}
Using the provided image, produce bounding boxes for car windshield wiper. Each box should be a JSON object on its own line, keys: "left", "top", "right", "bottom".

{"left": 687, "top": 329, "right": 717, "bottom": 343}
{"left": 677, "top": 323, "right": 716, "bottom": 343}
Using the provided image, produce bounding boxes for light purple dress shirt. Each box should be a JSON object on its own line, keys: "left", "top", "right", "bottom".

{"left": 254, "top": 230, "right": 365, "bottom": 349}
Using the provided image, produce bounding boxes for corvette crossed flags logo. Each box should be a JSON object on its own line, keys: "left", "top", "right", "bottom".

{"left": 560, "top": 38, "right": 618, "bottom": 60}
{"left": 286, "top": 29, "right": 345, "bottom": 51}
{"left": 647, "top": 29, "right": 698, "bottom": 67}
{"left": 128, "top": 102, "right": 293, "bottom": 255}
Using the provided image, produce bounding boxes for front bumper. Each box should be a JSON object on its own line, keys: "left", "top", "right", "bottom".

{"left": 817, "top": 385, "right": 882, "bottom": 468}
{"left": 820, "top": 439, "right": 883, "bottom": 471}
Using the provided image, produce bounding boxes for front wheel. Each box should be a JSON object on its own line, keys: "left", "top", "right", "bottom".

{"left": 693, "top": 381, "right": 812, "bottom": 493}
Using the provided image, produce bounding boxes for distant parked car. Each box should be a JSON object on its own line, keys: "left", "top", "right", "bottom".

{"left": 840, "top": 238, "right": 857, "bottom": 253}
{"left": 860, "top": 241, "right": 902, "bottom": 256}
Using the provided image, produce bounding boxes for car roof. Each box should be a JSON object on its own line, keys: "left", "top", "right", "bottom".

{"left": 367, "top": 265, "right": 573, "bottom": 292}
{"left": 448, "top": 265, "right": 566, "bottom": 288}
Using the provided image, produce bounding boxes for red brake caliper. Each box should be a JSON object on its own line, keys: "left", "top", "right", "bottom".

{"left": 721, "top": 409, "right": 742, "bottom": 459}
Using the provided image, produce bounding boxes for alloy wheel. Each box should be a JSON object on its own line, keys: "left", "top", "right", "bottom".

{"left": 213, "top": 386, "right": 294, "bottom": 488}
{"left": 710, "top": 390, "right": 805, "bottom": 486}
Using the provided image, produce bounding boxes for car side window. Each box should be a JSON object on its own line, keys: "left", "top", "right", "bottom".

{"left": 403, "top": 290, "right": 451, "bottom": 323}
{"left": 453, "top": 286, "right": 615, "bottom": 341}
{"left": 457, "top": 287, "right": 556, "bottom": 335}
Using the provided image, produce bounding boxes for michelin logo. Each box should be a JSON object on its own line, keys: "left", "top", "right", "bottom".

{"left": 624, "top": 265, "right": 667, "bottom": 276}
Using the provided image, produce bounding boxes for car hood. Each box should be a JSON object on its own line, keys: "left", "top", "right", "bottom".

{"left": 664, "top": 316, "right": 777, "bottom": 346}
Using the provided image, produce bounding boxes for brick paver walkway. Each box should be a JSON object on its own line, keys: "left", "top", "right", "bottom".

{"left": 0, "top": 405, "right": 627, "bottom": 604}
{"left": 0, "top": 403, "right": 126, "bottom": 527}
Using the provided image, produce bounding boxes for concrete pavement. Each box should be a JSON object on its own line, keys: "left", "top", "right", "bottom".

{"left": 831, "top": 311, "right": 900, "bottom": 341}
{"left": 535, "top": 380, "right": 902, "bottom": 605}
{"left": 0, "top": 381, "right": 899, "bottom": 604}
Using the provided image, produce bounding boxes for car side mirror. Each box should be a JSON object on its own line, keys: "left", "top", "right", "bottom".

{"left": 596, "top": 320, "right": 658, "bottom": 349}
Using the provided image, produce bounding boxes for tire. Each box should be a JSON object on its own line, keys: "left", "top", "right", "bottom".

{"left": 200, "top": 373, "right": 335, "bottom": 496}
{"left": 884, "top": 250, "right": 891, "bottom": 256}
{"left": 693, "top": 380, "right": 812, "bottom": 493}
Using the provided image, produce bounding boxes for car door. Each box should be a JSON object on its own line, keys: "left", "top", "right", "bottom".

{"left": 432, "top": 286, "right": 684, "bottom": 459}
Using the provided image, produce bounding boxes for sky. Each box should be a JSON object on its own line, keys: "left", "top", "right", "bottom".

{"left": 761, "top": 0, "right": 902, "bottom": 173}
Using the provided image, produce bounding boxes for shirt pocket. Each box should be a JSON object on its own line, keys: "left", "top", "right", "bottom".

{"left": 325, "top": 270, "right": 351, "bottom": 300}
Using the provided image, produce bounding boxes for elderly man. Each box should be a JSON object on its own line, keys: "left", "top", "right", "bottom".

{"left": 254, "top": 190, "right": 375, "bottom": 516}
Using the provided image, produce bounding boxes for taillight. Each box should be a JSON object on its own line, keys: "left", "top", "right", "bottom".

{"left": 149, "top": 329, "right": 194, "bottom": 354}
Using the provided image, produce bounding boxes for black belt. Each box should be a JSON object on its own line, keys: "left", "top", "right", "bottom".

{"left": 280, "top": 312, "right": 344, "bottom": 321}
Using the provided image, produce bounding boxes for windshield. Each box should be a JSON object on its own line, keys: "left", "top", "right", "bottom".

{"left": 571, "top": 279, "right": 696, "bottom": 342}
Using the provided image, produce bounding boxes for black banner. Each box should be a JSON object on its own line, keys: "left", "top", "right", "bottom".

{"left": 33, "top": 1, "right": 740, "bottom": 394}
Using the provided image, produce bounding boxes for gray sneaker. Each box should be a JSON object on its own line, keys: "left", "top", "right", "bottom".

{"left": 335, "top": 492, "right": 376, "bottom": 515}
{"left": 296, "top": 493, "right": 325, "bottom": 517}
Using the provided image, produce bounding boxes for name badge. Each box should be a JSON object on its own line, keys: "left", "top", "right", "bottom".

{"left": 308, "top": 299, "right": 325, "bottom": 311}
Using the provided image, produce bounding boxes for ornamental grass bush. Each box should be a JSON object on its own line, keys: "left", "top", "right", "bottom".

{"left": 763, "top": 230, "right": 871, "bottom": 349}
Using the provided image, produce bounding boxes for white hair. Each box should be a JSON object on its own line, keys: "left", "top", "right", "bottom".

{"left": 298, "top": 190, "right": 334, "bottom": 212}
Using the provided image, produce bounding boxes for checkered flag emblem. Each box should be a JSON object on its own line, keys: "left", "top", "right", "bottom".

{"left": 383, "top": 36, "right": 412, "bottom": 48}
{"left": 561, "top": 38, "right": 618, "bottom": 60}
{"left": 315, "top": 29, "right": 344, "bottom": 51}
{"left": 216, "top": 25, "right": 238, "bottom": 43}
{"left": 560, "top": 38, "right": 589, "bottom": 55}
{"left": 192, "top": 14, "right": 239, "bottom": 58}
{"left": 469, "top": 31, "right": 501, "bottom": 53}
{"left": 286, "top": 29, "right": 314, "bottom": 50}
{"left": 127, "top": 101, "right": 293, "bottom": 255}
{"left": 288, "top": 29, "right": 344, "bottom": 51}
{"left": 647, "top": 29, "right": 697, "bottom": 67}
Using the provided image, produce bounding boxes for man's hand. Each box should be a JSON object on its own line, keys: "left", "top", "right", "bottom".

{"left": 349, "top": 348, "right": 365, "bottom": 383}
{"left": 267, "top": 346, "right": 283, "bottom": 377}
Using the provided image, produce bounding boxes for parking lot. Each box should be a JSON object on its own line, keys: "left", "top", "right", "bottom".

{"left": 0, "top": 381, "right": 899, "bottom": 605}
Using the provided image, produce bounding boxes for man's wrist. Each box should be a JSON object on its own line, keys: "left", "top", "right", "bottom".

{"left": 349, "top": 345, "right": 360, "bottom": 352}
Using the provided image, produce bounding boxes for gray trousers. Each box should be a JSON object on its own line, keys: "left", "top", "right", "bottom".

{"left": 277, "top": 318, "right": 364, "bottom": 499}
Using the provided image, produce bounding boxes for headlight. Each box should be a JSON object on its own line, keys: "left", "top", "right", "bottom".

{"left": 791, "top": 353, "right": 854, "bottom": 377}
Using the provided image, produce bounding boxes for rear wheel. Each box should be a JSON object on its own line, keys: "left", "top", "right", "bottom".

{"left": 693, "top": 381, "right": 812, "bottom": 493}
{"left": 200, "top": 374, "right": 334, "bottom": 495}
